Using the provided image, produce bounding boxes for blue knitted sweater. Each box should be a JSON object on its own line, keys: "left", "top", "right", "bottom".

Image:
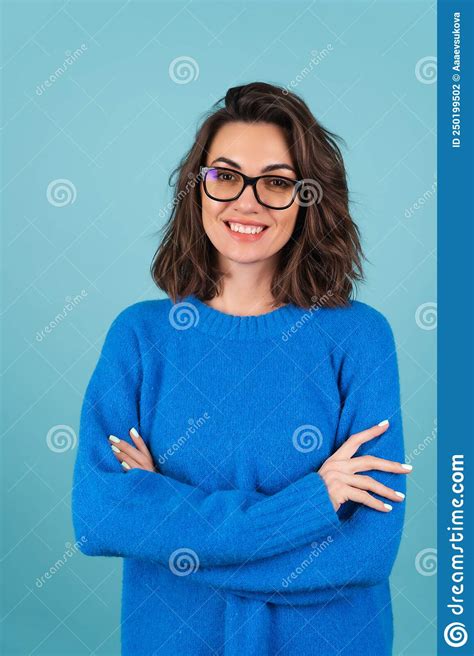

{"left": 71, "top": 293, "right": 406, "bottom": 656}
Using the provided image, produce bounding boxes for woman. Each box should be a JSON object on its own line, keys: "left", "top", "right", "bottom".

{"left": 72, "top": 82, "right": 411, "bottom": 655}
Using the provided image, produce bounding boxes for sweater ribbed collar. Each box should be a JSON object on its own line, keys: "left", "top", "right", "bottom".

{"left": 174, "top": 294, "right": 316, "bottom": 341}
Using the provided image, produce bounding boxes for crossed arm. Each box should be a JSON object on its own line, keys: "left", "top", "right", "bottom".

{"left": 72, "top": 307, "right": 407, "bottom": 605}
{"left": 71, "top": 310, "right": 342, "bottom": 569}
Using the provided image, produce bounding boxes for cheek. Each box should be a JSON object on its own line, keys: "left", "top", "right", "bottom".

{"left": 201, "top": 197, "right": 223, "bottom": 236}
{"left": 269, "top": 209, "right": 299, "bottom": 244}
{"left": 201, "top": 201, "right": 231, "bottom": 255}
{"left": 201, "top": 192, "right": 220, "bottom": 220}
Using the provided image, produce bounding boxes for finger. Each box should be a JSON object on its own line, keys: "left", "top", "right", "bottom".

{"left": 332, "top": 420, "right": 390, "bottom": 461}
{"left": 113, "top": 450, "right": 145, "bottom": 471}
{"left": 343, "top": 473, "right": 405, "bottom": 502}
{"left": 129, "top": 428, "right": 160, "bottom": 473}
{"left": 347, "top": 487, "right": 393, "bottom": 512}
{"left": 129, "top": 427, "right": 152, "bottom": 457}
{"left": 111, "top": 447, "right": 158, "bottom": 473}
{"left": 110, "top": 445, "right": 141, "bottom": 466}
{"left": 121, "top": 457, "right": 144, "bottom": 471}
{"left": 108, "top": 435, "right": 150, "bottom": 468}
{"left": 348, "top": 455, "right": 413, "bottom": 475}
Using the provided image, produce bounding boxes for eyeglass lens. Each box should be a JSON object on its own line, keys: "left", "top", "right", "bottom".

{"left": 204, "top": 167, "right": 296, "bottom": 208}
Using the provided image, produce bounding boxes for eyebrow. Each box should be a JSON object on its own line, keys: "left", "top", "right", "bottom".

{"left": 210, "top": 157, "right": 297, "bottom": 175}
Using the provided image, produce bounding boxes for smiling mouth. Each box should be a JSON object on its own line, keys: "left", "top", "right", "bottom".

{"left": 224, "top": 221, "right": 269, "bottom": 235}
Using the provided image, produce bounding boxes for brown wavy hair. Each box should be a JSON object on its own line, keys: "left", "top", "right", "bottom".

{"left": 150, "top": 81, "right": 366, "bottom": 308}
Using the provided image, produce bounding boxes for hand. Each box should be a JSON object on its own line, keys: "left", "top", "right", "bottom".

{"left": 108, "top": 428, "right": 158, "bottom": 473}
{"left": 317, "top": 420, "right": 412, "bottom": 513}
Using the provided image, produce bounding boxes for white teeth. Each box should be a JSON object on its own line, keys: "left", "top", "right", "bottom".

{"left": 228, "top": 222, "right": 265, "bottom": 234}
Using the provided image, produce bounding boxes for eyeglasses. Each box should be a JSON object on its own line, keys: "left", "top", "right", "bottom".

{"left": 199, "top": 165, "right": 303, "bottom": 210}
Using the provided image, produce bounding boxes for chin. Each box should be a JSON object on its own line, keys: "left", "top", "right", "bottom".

{"left": 222, "top": 246, "right": 277, "bottom": 265}
{"left": 205, "top": 230, "right": 279, "bottom": 264}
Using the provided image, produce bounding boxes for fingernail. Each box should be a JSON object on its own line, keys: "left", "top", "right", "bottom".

{"left": 111, "top": 445, "right": 121, "bottom": 453}
{"left": 378, "top": 419, "right": 389, "bottom": 426}
{"left": 401, "top": 464, "right": 413, "bottom": 470}
{"left": 109, "top": 435, "right": 120, "bottom": 443}
{"left": 121, "top": 461, "right": 131, "bottom": 470}
{"left": 130, "top": 427, "right": 139, "bottom": 438}
{"left": 383, "top": 503, "right": 392, "bottom": 511}
{"left": 395, "top": 491, "right": 405, "bottom": 499}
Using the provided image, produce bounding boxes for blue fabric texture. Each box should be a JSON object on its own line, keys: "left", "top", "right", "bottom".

{"left": 71, "top": 293, "right": 406, "bottom": 655}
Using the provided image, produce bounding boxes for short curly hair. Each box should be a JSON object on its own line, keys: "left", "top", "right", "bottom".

{"left": 150, "top": 81, "right": 365, "bottom": 308}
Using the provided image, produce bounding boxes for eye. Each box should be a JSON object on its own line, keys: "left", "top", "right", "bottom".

{"left": 267, "top": 177, "right": 292, "bottom": 188}
{"left": 217, "top": 172, "right": 236, "bottom": 181}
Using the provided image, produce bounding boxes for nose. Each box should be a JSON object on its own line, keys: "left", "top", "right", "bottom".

{"left": 231, "top": 182, "right": 261, "bottom": 213}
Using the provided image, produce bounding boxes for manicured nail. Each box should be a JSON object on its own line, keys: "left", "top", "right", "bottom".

{"left": 401, "top": 464, "right": 413, "bottom": 470}
{"left": 121, "top": 461, "right": 131, "bottom": 470}
{"left": 109, "top": 435, "right": 120, "bottom": 443}
{"left": 130, "top": 427, "right": 139, "bottom": 438}
{"left": 383, "top": 503, "right": 392, "bottom": 511}
{"left": 378, "top": 419, "right": 389, "bottom": 426}
{"left": 111, "top": 445, "right": 121, "bottom": 453}
{"left": 395, "top": 491, "right": 405, "bottom": 499}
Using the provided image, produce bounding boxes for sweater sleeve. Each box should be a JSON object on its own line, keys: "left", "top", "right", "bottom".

{"left": 174, "top": 309, "right": 407, "bottom": 604}
{"left": 71, "top": 307, "right": 342, "bottom": 567}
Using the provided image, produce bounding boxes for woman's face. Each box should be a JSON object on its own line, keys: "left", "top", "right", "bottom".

{"left": 200, "top": 121, "right": 300, "bottom": 266}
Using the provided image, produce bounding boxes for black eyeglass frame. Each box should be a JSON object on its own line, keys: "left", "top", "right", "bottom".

{"left": 199, "top": 165, "right": 303, "bottom": 210}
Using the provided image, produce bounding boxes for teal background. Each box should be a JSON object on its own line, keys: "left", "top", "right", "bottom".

{"left": 1, "top": 1, "right": 436, "bottom": 654}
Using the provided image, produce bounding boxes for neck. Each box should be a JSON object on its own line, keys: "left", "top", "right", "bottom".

{"left": 210, "top": 257, "right": 282, "bottom": 316}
